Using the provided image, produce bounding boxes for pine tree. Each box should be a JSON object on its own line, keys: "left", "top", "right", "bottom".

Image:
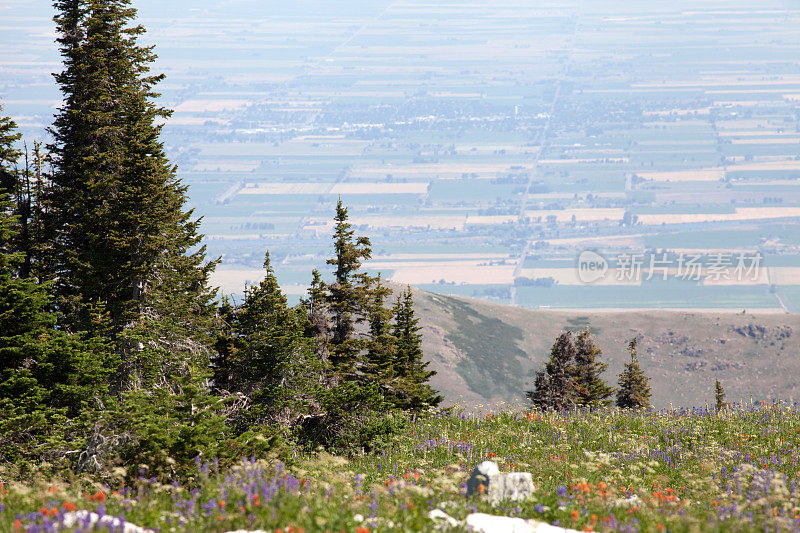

{"left": 527, "top": 371, "right": 550, "bottom": 410}
{"left": 46, "top": 0, "right": 217, "bottom": 388}
{"left": 0, "top": 115, "right": 115, "bottom": 461}
{"left": 715, "top": 379, "right": 726, "bottom": 412}
{"left": 390, "top": 287, "right": 442, "bottom": 412}
{"left": 213, "top": 253, "right": 321, "bottom": 432}
{"left": 572, "top": 328, "right": 614, "bottom": 408}
{"left": 616, "top": 338, "right": 651, "bottom": 410}
{"left": 0, "top": 104, "right": 21, "bottom": 195}
{"left": 302, "top": 268, "right": 330, "bottom": 359}
{"left": 528, "top": 332, "right": 577, "bottom": 411}
{"left": 325, "top": 199, "right": 373, "bottom": 373}
{"left": 363, "top": 275, "right": 397, "bottom": 393}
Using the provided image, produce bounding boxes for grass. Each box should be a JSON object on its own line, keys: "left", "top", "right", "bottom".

{"left": 4, "top": 402, "right": 800, "bottom": 532}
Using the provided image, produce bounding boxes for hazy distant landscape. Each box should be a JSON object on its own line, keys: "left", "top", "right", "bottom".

{"left": 3, "top": 0, "right": 800, "bottom": 311}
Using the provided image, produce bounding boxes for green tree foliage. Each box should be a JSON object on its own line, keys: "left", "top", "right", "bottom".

{"left": 572, "top": 328, "right": 614, "bottom": 408}
{"left": 528, "top": 331, "right": 577, "bottom": 411}
{"left": 390, "top": 287, "right": 442, "bottom": 412}
{"left": 0, "top": 112, "right": 115, "bottom": 463}
{"left": 212, "top": 253, "right": 322, "bottom": 434}
{"left": 108, "top": 373, "right": 228, "bottom": 479}
{"left": 616, "top": 338, "right": 651, "bottom": 410}
{"left": 46, "top": 0, "right": 217, "bottom": 388}
{"left": 363, "top": 276, "right": 397, "bottom": 394}
{"left": 715, "top": 379, "right": 726, "bottom": 412}
{"left": 325, "top": 199, "right": 373, "bottom": 372}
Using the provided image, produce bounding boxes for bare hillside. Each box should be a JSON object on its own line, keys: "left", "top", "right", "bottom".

{"left": 399, "top": 285, "right": 799, "bottom": 409}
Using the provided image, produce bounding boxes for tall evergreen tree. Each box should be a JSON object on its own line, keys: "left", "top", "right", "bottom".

{"left": 325, "top": 198, "right": 373, "bottom": 372}
{"left": 572, "top": 328, "right": 614, "bottom": 408}
{"left": 363, "top": 275, "right": 397, "bottom": 392}
{"left": 0, "top": 104, "right": 21, "bottom": 195}
{"left": 46, "top": 0, "right": 217, "bottom": 388}
{"left": 390, "top": 287, "right": 442, "bottom": 411}
{"left": 616, "top": 338, "right": 651, "bottom": 410}
{"left": 528, "top": 332, "right": 577, "bottom": 411}
{"left": 302, "top": 268, "right": 330, "bottom": 359}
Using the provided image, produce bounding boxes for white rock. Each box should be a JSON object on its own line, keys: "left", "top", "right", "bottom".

{"left": 465, "top": 513, "right": 581, "bottom": 533}
{"left": 62, "top": 511, "right": 154, "bottom": 533}
{"left": 429, "top": 509, "right": 460, "bottom": 527}
{"left": 466, "top": 461, "right": 536, "bottom": 503}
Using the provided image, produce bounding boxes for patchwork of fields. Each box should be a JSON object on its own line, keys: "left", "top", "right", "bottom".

{"left": 2, "top": 0, "right": 800, "bottom": 311}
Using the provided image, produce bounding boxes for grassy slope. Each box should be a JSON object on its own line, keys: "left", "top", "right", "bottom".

{"left": 402, "top": 284, "right": 800, "bottom": 409}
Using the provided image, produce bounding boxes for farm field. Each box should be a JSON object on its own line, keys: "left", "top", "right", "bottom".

{"left": 5, "top": 403, "right": 800, "bottom": 532}
{"left": 2, "top": 0, "right": 800, "bottom": 310}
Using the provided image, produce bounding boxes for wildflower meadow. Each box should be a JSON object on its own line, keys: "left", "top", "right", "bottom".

{"left": 3, "top": 400, "right": 800, "bottom": 532}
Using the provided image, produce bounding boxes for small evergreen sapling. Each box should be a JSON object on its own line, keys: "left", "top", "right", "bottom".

{"left": 616, "top": 338, "right": 651, "bottom": 410}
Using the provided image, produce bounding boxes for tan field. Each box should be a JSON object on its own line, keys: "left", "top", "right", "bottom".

{"left": 728, "top": 160, "right": 800, "bottom": 171}
{"left": 633, "top": 76, "right": 800, "bottom": 88}
{"left": 768, "top": 267, "right": 800, "bottom": 285}
{"left": 729, "top": 137, "right": 800, "bottom": 144}
{"left": 636, "top": 169, "right": 724, "bottom": 182}
{"left": 371, "top": 253, "right": 512, "bottom": 261}
{"left": 388, "top": 263, "right": 515, "bottom": 285}
{"left": 239, "top": 182, "right": 331, "bottom": 195}
{"left": 174, "top": 99, "right": 250, "bottom": 113}
{"left": 518, "top": 267, "right": 640, "bottom": 286}
{"left": 637, "top": 207, "right": 800, "bottom": 225}
{"left": 539, "top": 157, "right": 628, "bottom": 164}
{"left": 718, "top": 130, "right": 797, "bottom": 137}
{"left": 543, "top": 234, "right": 644, "bottom": 248}
{"left": 194, "top": 160, "right": 260, "bottom": 172}
{"left": 306, "top": 215, "right": 466, "bottom": 230}
{"left": 330, "top": 182, "right": 429, "bottom": 195}
{"left": 524, "top": 208, "right": 626, "bottom": 222}
{"left": 210, "top": 269, "right": 308, "bottom": 296}
{"left": 465, "top": 215, "right": 518, "bottom": 225}
{"left": 351, "top": 163, "right": 533, "bottom": 178}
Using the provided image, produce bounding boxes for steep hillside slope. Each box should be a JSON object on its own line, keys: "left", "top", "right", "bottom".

{"left": 401, "top": 285, "right": 799, "bottom": 409}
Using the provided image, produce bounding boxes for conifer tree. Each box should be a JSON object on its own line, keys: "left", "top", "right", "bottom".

{"left": 616, "top": 338, "right": 651, "bottom": 410}
{"left": 363, "top": 275, "right": 397, "bottom": 392}
{"left": 390, "top": 287, "right": 442, "bottom": 411}
{"left": 0, "top": 105, "right": 21, "bottom": 194}
{"left": 213, "top": 253, "right": 321, "bottom": 432}
{"left": 302, "top": 268, "right": 330, "bottom": 358}
{"left": 528, "top": 332, "right": 577, "bottom": 411}
{"left": 325, "top": 199, "right": 373, "bottom": 372}
{"left": 572, "top": 328, "right": 614, "bottom": 408}
{"left": 0, "top": 116, "right": 115, "bottom": 461}
{"left": 715, "top": 379, "right": 726, "bottom": 412}
{"left": 527, "top": 371, "right": 550, "bottom": 410}
{"left": 46, "top": 0, "right": 217, "bottom": 388}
